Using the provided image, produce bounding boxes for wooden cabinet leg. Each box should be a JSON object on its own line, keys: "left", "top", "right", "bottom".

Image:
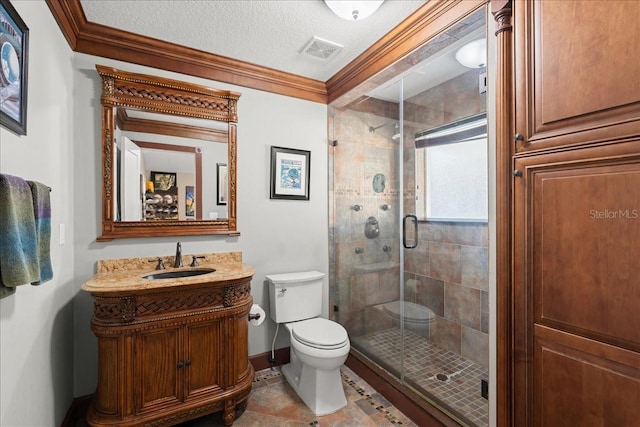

{"left": 223, "top": 399, "right": 236, "bottom": 426}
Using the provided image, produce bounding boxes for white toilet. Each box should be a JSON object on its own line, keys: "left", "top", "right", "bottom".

{"left": 266, "top": 271, "right": 350, "bottom": 416}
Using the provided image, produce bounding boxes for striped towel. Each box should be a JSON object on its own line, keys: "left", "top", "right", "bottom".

{"left": 0, "top": 174, "right": 38, "bottom": 297}
{"left": 27, "top": 180, "right": 53, "bottom": 285}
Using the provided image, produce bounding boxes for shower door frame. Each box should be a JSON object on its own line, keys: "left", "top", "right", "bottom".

{"left": 328, "top": 2, "right": 494, "bottom": 426}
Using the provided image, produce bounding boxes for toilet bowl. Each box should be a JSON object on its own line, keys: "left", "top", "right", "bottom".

{"left": 282, "top": 318, "right": 350, "bottom": 416}
{"left": 266, "top": 271, "right": 351, "bottom": 416}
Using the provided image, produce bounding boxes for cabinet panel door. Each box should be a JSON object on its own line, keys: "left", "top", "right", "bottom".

{"left": 135, "top": 325, "right": 183, "bottom": 413}
{"left": 232, "top": 311, "right": 250, "bottom": 381}
{"left": 94, "top": 336, "right": 120, "bottom": 415}
{"left": 514, "top": 1, "right": 640, "bottom": 152}
{"left": 534, "top": 325, "right": 640, "bottom": 427}
{"left": 513, "top": 142, "right": 640, "bottom": 425}
{"left": 184, "top": 318, "right": 225, "bottom": 399}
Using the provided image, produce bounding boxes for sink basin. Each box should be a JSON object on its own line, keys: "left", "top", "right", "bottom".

{"left": 143, "top": 268, "right": 215, "bottom": 280}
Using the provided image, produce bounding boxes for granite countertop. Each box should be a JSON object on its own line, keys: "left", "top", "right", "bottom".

{"left": 82, "top": 252, "right": 255, "bottom": 294}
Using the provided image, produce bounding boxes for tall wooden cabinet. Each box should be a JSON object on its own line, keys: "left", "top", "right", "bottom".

{"left": 85, "top": 275, "right": 254, "bottom": 426}
{"left": 496, "top": 1, "right": 640, "bottom": 425}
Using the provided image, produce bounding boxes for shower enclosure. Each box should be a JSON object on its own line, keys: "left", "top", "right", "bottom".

{"left": 329, "top": 6, "right": 490, "bottom": 427}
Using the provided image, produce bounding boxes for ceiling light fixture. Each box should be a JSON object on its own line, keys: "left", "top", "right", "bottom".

{"left": 324, "top": 1, "right": 384, "bottom": 21}
{"left": 455, "top": 38, "right": 487, "bottom": 68}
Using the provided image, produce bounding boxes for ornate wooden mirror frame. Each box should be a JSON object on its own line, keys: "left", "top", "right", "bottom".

{"left": 96, "top": 64, "right": 240, "bottom": 241}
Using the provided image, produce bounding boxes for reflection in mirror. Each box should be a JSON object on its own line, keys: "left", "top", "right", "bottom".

{"left": 114, "top": 109, "right": 227, "bottom": 221}
{"left": 97, "top": 65, "right": 240, "bottom": 241}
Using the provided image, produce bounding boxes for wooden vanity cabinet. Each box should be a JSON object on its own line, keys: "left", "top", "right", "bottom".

{"left": 86, "top": 276, "right": 254, "bottom": 427}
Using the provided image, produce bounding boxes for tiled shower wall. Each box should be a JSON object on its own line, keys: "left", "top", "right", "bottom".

{"left": 401, "top": 65, "right": 489, "bottom": 369}
{"left": 328, "top": 105, "right": 401, "bottom": 336}
{"left": 403, "top": 222, "right": 489, "bottom": 369}
{"left": 329, "top": 66, "right": 488, "bottom": 370}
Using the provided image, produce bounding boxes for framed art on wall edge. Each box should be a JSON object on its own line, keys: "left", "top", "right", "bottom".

{"left": 0, "top": 0, "right": 29, "bottom": 136}
{"left": 217, "top": 163, "right": 227, "bottom": 205}
{"left": 270, "top": 146, "right": 310, "bottom": 200}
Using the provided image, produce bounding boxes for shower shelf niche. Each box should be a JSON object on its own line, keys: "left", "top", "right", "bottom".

{"left": 354, "top": 261, "right": 399, "bottom": 274}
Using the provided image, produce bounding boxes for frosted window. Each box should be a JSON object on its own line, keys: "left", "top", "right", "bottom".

{"left": 425, "top": 136, "right": 488, "bottom": 222}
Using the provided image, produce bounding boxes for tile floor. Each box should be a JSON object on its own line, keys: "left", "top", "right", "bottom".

{"left": 352, "top": 328, "right": 488, "bottom": 427}
{"left": 79, "top": 365, "right": 418, "bottom": 426}
{"left": 179, "top": 365, "right": 418, "bottom": 426}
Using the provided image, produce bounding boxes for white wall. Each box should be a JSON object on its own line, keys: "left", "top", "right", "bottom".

{"left": 71, "top": 55, "right": 329, "bottom": 396}
{"left": 0, "top": 2, "right": 76, "bottom": 426}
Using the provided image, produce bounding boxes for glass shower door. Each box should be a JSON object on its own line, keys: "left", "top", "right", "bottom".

{"left": 329, "top": 84, "right": 405, "bottom": 379}
{"left": 329, "top": 5, "right": 490, "bottom": 426}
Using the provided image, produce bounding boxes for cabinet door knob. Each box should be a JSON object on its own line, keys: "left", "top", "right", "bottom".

{"left": 185, "top": 360, "right": 191, "bottom": 367}
{"left": 513, "top": 169, "right": 523, "bottom": 177}
{"left": 515, "top": 133, "right": 524, "bottom": 141}
{"left": 177, "top": 361, "right": 184, "bottom": 368}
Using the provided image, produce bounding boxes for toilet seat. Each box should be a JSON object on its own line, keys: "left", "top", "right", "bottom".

{"left": 290, "top": 318, "right": 348, "bottom": 350}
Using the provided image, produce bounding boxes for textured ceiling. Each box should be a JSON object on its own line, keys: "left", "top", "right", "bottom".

{"left": 79, "top": 0, "right": 427, "bottom": 82}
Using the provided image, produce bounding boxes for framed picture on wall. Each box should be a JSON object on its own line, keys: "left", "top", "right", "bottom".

{"left": 0, "top": 0, "right": 29, "bottom": 136}
{"left": 150, "top": 171, "right": 177, "bottom": 194}
{"left": 270, "top": 146, "right": 310, "bottom": 200}
{"left": 216, "top": 163, "right": 227, "bottom": 205}
{"left": 185, "top": 185, "right": 195, "bottom": 218}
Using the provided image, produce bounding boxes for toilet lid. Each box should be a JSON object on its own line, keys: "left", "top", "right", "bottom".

{"left": 291, "top": 318, "right": 348, "bottom": 349}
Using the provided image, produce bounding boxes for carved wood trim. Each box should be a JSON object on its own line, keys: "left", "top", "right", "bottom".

{"left": 91, "top": 280, "right": 252, "bottom": 325}
{"left": 96, "top": 65, "right": 240, "bottom": 241}
{"left": 97, "top": 65, "right": 240, "bottom": 122}
{"left": 491, "top": 1, "right": 514, "bottom": 426}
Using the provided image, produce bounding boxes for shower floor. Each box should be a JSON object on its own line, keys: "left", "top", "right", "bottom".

{"left": 351, "top": 328, "right": 489, "bottom": 427}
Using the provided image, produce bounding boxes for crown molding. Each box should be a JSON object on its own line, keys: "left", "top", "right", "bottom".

{"left": 45, "top": 0, "right": 484, "bottom": 105}
{"left": 45, "top": 0, "right": 328, "bottom": 103}
{"left": 326, "top": 0, "right": 486, "bottom": 105}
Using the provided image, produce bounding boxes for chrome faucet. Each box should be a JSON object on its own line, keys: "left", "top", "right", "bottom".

{"left": 174, "top": 242, "right": 183, "bottom": 268}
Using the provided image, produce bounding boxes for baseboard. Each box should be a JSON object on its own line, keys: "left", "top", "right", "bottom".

{"left": 60, "top": 394, "right": 92, "bottom": 427}
{"left": 345, "top": 350, "right": 460, "bottom": 427}
{"left": 249, "top": 346, "right": 290, "bottom": 371}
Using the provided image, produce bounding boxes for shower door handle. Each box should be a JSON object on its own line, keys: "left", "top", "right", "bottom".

{"left": 403, "top": 214, "right": 418, "bottom": 249}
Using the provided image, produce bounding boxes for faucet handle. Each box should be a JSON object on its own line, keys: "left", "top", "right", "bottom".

{"left": 190, "top": 256, "right": 205, "bottom": 267}
{"left": 149, "top": 257, "right": 165, "bottom": 270}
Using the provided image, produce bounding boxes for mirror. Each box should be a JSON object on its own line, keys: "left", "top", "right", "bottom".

{"left": 96, "top": 65, "right": 240, "bottom": 241}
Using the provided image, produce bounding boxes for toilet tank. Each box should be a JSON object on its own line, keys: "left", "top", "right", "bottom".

{"left": 266, "top": 271, "right": 325, "bottom": 323}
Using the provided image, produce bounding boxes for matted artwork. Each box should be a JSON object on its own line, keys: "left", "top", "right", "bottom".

{"left": 270, "top": 146, "right": 310, "bottom": 200}
{"left": 217, "top": 163, "right": 227, "bottom": 205}
{"left": 0, "top": 0, "right": 28, "bottom": 135}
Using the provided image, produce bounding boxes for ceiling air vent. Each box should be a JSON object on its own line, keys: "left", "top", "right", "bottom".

{"left": 301, "top": 36, "right": 343, "bottom": 60}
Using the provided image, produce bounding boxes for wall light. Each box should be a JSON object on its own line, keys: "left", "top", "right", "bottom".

{"left": 455, "top": 38, "right": 486, "bottom": 68}
{"left": 324, "top": 1, "right": 384, "bottom": 21}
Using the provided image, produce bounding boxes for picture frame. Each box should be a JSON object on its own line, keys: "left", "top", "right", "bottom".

{"left": 0, "top": 0, "right": 29, "bottom": 136}
{"left": 185, "top": 185, "right": 195, "bottom": 219}
{"left": 150, "top": 171, "right": 177, "bottom": 194}
{"left": 216, "top": 163, "right": 227, "bottom": 205}
{"left": 270, "top": 146, "right": 310, "bottom": 200}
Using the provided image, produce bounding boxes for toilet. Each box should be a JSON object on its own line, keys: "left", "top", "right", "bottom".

{"left": 266, "top": 271, "right": 350, "bottom": 416}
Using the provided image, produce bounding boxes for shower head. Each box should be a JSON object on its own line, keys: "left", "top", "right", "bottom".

{"left": 368, "top": 121, "right": 397, "bottom": 133}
